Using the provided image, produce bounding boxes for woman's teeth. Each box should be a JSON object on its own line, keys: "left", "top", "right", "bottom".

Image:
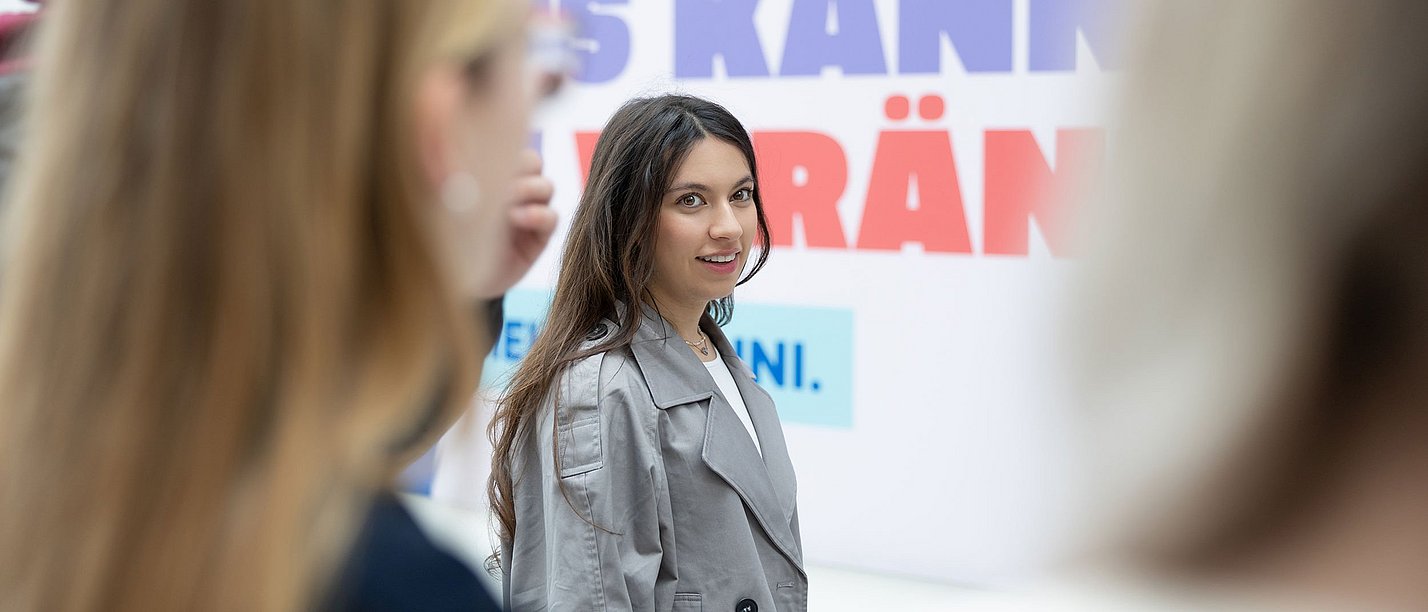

{"left": 698, "top": 253, "right": 737, "bottom": 263}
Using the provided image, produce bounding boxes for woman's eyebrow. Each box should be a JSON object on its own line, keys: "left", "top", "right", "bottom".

{"left": 666, "top": 181, "right": 710, "bottom": 193}
{"left": 665, "top": 176, "right": 756, "bottom": 194}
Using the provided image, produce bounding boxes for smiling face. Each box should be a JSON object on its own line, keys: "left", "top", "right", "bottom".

{"left": 647, "top": 137, "right": 759, "bottom": 313}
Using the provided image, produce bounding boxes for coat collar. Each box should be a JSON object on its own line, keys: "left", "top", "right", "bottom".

{"left": 625, "top": 304, "right": 718, "bottom": 409}
{"left": 623, "top": 302, "right": 804, "bottom": 572}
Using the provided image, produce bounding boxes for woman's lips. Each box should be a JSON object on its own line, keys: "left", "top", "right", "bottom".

{"left": 699, "top": 257, "right": 738, "bottom": 274}
{"left": 696, "top": 252, "right": 740, "bottom": 275}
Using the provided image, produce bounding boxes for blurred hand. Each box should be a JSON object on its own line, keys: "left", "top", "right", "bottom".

{"left": 478, "top": 148, "right": 557, "bottom": 298}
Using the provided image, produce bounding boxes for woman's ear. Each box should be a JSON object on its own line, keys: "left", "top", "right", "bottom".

{"left": 413, "top": 63, "right": 466, "bottom": 189}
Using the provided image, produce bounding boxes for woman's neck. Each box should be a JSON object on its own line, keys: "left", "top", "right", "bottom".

{"left": 644, "top": 291, "right": 706, "bottom": 344}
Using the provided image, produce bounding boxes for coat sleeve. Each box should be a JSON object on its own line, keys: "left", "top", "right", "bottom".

{"left": 517, "top": 352, "right": 675, "bottom": 611}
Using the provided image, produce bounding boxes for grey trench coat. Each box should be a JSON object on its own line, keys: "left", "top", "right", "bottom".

{"left": 501, "top": 307, "right": 806, "bottom": 611}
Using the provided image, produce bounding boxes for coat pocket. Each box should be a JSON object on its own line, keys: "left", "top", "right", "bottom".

{"left": 557, "top": 416, "right": 603, "bottom": 478}
{"left": 672, "top": 593, "right": 703, "bottom": 612}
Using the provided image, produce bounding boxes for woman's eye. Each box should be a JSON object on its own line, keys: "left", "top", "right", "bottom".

{"left": 731, "top": 188, "right": 754, "bottom": 203}
{"left": 679, "top": 193, "right": 706, "bottom": 208}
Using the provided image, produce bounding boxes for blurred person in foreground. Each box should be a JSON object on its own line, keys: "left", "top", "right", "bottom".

{"left": 0, "top": 1, "right": 557, "bottom": 610}
{"left": 1066, "top": 1, "right": 1428, "bottom": 609}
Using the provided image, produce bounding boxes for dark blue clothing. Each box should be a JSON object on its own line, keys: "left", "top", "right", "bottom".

{"left": 323, "top": 494, "right": 501, "bottom": 611}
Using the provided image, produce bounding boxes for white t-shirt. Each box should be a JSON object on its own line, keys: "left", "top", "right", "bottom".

{"left": 702, "top": 346, "right": 762, "bottom": 457}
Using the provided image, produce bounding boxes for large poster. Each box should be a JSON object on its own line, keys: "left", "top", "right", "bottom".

{"left": 433, "top": 0, "right": 1118, "bottom": 585}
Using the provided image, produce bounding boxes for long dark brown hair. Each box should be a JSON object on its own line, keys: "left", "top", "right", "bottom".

{"left": 487, "top": 94, "right": 770, "bottom": 569}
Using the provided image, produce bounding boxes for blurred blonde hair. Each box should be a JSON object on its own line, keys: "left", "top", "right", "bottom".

{"left": 1075, "top": 0, "right": 1428, "bottom": 566}
{"left": 0, "top": 1, "right": 517, "bottom": 610}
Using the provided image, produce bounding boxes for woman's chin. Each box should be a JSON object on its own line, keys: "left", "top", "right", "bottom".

{"left": 684, "top": 290, "right": 730, "bottom": 306}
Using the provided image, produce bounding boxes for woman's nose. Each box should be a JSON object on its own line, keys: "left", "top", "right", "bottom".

{"left": 709, "top": 200, "right": 743, "bottom": 241}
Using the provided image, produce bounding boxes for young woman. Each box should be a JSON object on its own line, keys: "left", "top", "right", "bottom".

{"left": 489, "top": 95, "right": 806, "bottom": 611}
{"left": 0, "top": 1, "right": 555, "bottom": 610}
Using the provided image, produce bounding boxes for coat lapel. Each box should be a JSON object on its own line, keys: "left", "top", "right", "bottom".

{"left": 626, "top": 306, "right": 803, "bottom": 571}
{"left": 625, "top": 308, "right": 715, "bottom": 408}
{"left": 704, "top": 321, "right": 799, "bottom": 523}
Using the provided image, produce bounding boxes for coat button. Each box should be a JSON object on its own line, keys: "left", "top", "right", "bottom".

{"left": 735, "top": 599, "right": 757, "bottom": 612}
{"left": 585, "top": 323, "right": 608, "bottom": 341}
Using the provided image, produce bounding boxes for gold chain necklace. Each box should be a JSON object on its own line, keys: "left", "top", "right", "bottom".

{"left": 683, "top": 329, "right": 710, "bottom": 356}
